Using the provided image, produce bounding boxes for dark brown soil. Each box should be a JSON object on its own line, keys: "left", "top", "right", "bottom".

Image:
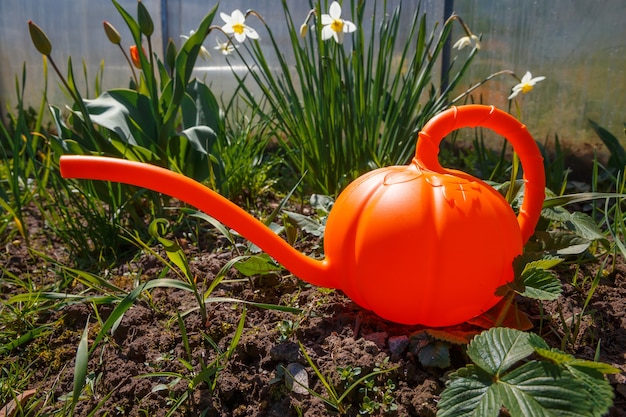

{"left": 1, "top": 203, "right": 625, "bottom": 417}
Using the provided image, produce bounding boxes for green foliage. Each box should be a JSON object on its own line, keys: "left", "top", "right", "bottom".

{"left": 293, "top": 342, "right": 398, "bottom": 415}
{"left": 588, "top": 118, "right": 626, "bottom": 176}
{"left": 0, "top": 63, "right": 50, "bottom": 245}
{"left": 498, "top": 254, "right": 563, "bottom": 302}
{"left": 437, "top": 327, "right": 618, "bottom": 417}
{"left": 234, "top": 0, "right": 480, "bottom": 195}
{"left": 137, "top": 310, "right": 246, "bottom": 416}
{"left": 45, "top": 1, "right": 221, "bottom": 183}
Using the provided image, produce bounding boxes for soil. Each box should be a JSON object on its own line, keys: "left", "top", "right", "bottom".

{"left": 1, "top": 202, "right": 626, "bottom": 417}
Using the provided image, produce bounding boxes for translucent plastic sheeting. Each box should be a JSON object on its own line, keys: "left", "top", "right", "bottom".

{"left": 1, "top": 0, "right": 623, "bottom": 148}
{"left": 0, "top": 0, "right": 440, "bottom": 112}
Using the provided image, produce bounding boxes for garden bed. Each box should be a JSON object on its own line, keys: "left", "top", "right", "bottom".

{"left": 1, "top": 201, "right": 625, "bottom": 417}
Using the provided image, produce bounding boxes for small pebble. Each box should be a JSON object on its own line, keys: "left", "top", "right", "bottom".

{"left": 285, "top": 362, "right": 309, "bottom": 394}
{"left": 388, "top": 335, "right": 409, "bottom": 357}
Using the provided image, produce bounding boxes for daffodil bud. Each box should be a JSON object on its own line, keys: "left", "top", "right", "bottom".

{"left": 137, "top": 1, "right": 154, "bottom": 36}
{"left": 103, "top": 21, "right": 122, "bottom": 45}
{"left": 28, "top": 20, "right": 52, "bottom": 56}
{"left": 299, "top": 23, "right": 308, "bottom": 38}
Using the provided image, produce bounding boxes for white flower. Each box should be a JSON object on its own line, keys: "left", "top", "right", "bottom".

{"left": 180, "top": 30, "right": 211, "bottom": 60}
{"left": 453, "top": 34, "right": 480, "bottom": 50}
{"left": 220, "top": 9, "right": 259, "bottom": 43}
{"left": 320, "top": 1, "right": 356, "bottom": 44}
{"left": 214, "top": 38, "right": 236, "bottom": 56}
{"left": 508, "top": 71, "right": 546, "bottom": 99}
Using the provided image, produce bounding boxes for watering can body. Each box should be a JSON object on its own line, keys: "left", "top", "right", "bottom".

{"left": 60, "top": 105, "right": 545, "bottom": 327}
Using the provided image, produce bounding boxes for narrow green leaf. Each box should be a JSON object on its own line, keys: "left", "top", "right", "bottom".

{"left": 543, "top": 192, "right": 626, "bottom": 209}
{"left": 203, "top": 297, "right": 302, "bottom": 314}
{"left": 181, "top": 208, "right": 236, "bottom": 245}
{"left": 89, "top": 284, "right": 146, "bottom": 354}
{"left": 589, "top": 118, "right": 626, "bottom": 169}
{"left": 0, "top": 325, "right": 52, "bottom": 354}
{"left": 72, "top": 317, "right": 90, "bottom": 410}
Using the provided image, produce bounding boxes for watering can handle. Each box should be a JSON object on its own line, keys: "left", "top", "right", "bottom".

{"left": 415, "top": 105, "right": 545, "bottom": 244}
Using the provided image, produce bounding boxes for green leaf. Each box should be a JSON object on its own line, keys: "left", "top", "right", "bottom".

{"left": 522, "top": 256, "right": 563, "bottom": 271}
{"left": 501, "top": 361, "right": 594, "bottom": 416}
{"left": 439, "top": 330, "right": 616, "bottom": 417}
{"left": 466, "top": 328, "right": 534, "bottom": 376}
{"left": 82, "top": 89, "right": 157, "bottom": 148}
{"left": 437, "top": 365, "right": 501, "bottom": 417}
{"left": 589, "top": 118, "right": 626, "bottom": 169}
{"left": 109, "top": 137, "right": 158, "bottom": 163}
{"left": 283, "top": 210, "right": 325, "bottom": 237}
{"left": 233, "top": 254, "right": 283, "bottom": 277}
{"left": 163, "top": 4, "right": 218, "bottom": 129}
{"left": 72, "top": 318, "right": 90, "bottom": 409}
{"left": 569, "top": 212, "right": 606, "bottom": 241}
{"left": 526, "top": 231, "right": 591, "bottom": 255}
{"left": 181, "top": 79, "right": 221, "bottom": 131}
{"left": 89, "top": 283, "right": 146, "bottom": 354}
{"left": 564, "top": 365, "right": 615, "bottom": 417}
{"left": 535, "top": 348, "right": 622, "bottom": 375}
{"left": 543, "top": 192, "right": 626, "bottom": 209}
{"left": 179, "top": 125, "right": 215, "bottom": 155}
{"left": 181, "top": 208, "right": 236, "bottom": 245}
{"left": 0, "top": 325, "right": 52, "bottom": 354}
{"left": 519, "top": 268, "right": 562, "bottom": 300}
{"left": 148, "top": 218, "right": 192, "bottom": 279}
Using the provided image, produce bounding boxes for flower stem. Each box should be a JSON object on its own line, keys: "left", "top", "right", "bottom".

{"left": 117, "top": 43, "right": 139, "bottom": 88}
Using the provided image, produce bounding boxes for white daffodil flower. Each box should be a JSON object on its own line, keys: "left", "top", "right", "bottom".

{"left": 180, "top": 30, "right": 211, "bottom": 60}
{"left": 220, "top": 9, "right": 259, "bottom": 43}
{"left": 320, "top": 1, "right": 356, "bottom": 44}
{"left": 508, "top": 71, "right": 546, "bottom": 100}
{"left": 214, "top": 38, "right": 236, "bottom": 56}
{"left": 453, "top": 34, "right": 480, "bottom": 50}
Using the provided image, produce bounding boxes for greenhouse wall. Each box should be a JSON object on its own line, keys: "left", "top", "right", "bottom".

{"left": 0, "top": 0, "right": 624, "bottom": 150}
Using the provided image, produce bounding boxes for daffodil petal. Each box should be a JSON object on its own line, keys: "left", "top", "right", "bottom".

{"left": 321, "top": 25, "right": 334, "bottom": 41}
{"left": 234, "top": 32, "right": 246, "bottom": 43}
{"left": 220, "top": 12, "right": 233, "bottom": 24}
{"left": 231, "top": 9, "right": 245, "bottom": 23}
{"left": 329, "top": 1, "right": 342, "bottom": 19}
{"left": 320, "top": 14, "right": 333, "bottom": 25}
{"left": 343, "top": 20, "right": 356, "bottom": 33}
{"left": 245, "top": 27, "right": 259, "bottom": 39}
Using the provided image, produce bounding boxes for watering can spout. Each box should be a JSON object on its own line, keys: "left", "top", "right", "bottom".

{"left": 59, "top": 156, "right": 337, "bottom": 289}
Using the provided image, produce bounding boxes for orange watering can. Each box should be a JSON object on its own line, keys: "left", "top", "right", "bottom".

{"left": 60, "top": 105, "right": 545, "bottom": 327}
